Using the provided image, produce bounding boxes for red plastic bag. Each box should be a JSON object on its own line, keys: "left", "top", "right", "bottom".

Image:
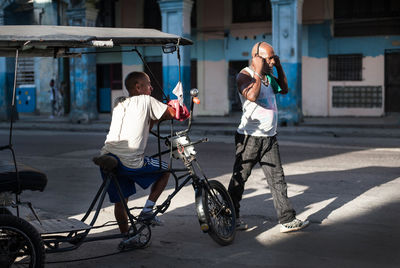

{"left": 167, "top": 100, "right": 190, "bottom": 121}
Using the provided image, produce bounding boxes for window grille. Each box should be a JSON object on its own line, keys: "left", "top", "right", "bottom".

{"left": 16, "top": 58, "right": 35, "bottom": 86}
{"left": 332, "top": 86, "right": 382, "bottom": 108}
{"left": 329, "top": 54, "right": 362, "bottom": 81}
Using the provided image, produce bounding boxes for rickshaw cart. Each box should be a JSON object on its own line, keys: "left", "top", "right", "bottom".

{"left": 0, "top": 25, "right": 236, "bottom": 268}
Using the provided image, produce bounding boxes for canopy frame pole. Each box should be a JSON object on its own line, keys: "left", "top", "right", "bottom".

{"left": 132, "top": 47, "right": 170, "bottom": 102}
{"left": 9, "top": 49, "right": 22, "bottom": 216}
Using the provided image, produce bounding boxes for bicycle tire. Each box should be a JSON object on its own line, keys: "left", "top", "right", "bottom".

{"left": 0, "top": 214, "right": 45, "bottom": 268}
{"left": 202, "top": 180, "right": 236, "bottom": 246}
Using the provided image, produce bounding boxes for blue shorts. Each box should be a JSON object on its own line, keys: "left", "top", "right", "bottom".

{"left": 100, "top": 155, "right": 168, "bottom": 203}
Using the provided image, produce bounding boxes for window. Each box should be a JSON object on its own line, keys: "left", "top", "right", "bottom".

{"left": 332, "top": 86, "right": 382, "bottom": 108}
{"left": 96, "top": 0, "right": 116, "bottom": 27}
{"left": 144, "top": 0, "right": 162, "bottom": 30}
{"left": 329, "top": 54, "right": 362, "bottom": 81}
{"left": 334, "top": 0, "right": 400, "bottom": 36}
{"left": 232, "top": 0, "right": 271, "bottom": 23}
{"left": 144, "top": 0, "right": 197, "bottom": 29}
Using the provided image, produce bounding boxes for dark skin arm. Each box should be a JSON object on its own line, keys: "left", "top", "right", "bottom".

{"left": 237, "top": 72, "right": 261, "bottom": 102}
{"left": 149, "top": 106, "right": 176, "bottom": 130}
{"left": 271, "top": 55, "right": 288, "bottom": 95}
{"left": 160, "top": 106, "right": 176, "bottom": 121}
{"left": 237, "top": 56, "right": 264, "bottom": 102}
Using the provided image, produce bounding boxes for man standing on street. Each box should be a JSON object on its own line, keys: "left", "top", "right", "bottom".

{"left": 228, "top": 42, "right": 309, "bottom": 233}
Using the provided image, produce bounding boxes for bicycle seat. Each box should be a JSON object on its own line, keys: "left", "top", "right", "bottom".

{"left": 92, "top": 155, "right": 118, "bottom": 173}
{"left": 0, "top": 161, "right": 47, "bottom": 193}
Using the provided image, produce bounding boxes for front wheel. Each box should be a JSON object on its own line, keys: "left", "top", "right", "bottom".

{"left": 202, "top": 180, "right": 236, "bottom": 246}
{"left": 0, "top": 214, "right": 45, "bottom": 268}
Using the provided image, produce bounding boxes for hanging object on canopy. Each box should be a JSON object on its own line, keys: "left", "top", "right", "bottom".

{"left": 172, "top": 81, "right": 184, "bottom": 106}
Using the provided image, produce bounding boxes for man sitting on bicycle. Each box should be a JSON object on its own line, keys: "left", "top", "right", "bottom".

{"left": 99, "top": 71, "right": 188, "bottom": 235}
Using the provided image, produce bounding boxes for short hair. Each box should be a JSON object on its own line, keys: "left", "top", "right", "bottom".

{"left": 124, "top": 72, "right": 147, "bottom": 92}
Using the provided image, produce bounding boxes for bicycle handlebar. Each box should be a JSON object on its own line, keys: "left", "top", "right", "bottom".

{"left": 150, "top": 137, "right": 208, "bottom": 158}
{"left": 152, "top": 88, "right": 200, "bottom": 140}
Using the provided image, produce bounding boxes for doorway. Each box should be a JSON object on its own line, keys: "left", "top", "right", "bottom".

{"left": 385, "top": 50, "right": 400, "bottom": 113}
{"left": 228, "top": 60, "right": 248, "bottom": 112}
{"left": 96, "top": 63, "right": 122, "bottom": 113}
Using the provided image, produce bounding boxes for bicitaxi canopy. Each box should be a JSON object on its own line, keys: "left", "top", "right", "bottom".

{"left": 0, "top": 25, "right": 193, "bottom": 57}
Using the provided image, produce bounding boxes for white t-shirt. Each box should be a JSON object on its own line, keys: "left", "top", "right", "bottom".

{"left": 101, "top": 95, "right": 167, "bottom": 168}
{"left": 237, "top": 67, "right": 278, "bottom": 137}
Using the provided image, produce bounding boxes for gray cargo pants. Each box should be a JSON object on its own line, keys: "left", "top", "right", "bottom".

{"left": 228, "top": 132, "right": 296, "bottom": 224}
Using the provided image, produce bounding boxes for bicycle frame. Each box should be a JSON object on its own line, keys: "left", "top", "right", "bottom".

{"left": 38, "top": 115, "right": 210, "bottom": 253}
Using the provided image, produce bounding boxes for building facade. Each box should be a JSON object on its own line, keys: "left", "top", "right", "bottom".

{"left": 0, "top": 0, "right": 399, "bottom": 122}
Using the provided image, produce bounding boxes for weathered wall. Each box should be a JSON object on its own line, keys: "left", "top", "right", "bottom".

{"left": 302, "top": 20, "right": 400, "bottom": 116}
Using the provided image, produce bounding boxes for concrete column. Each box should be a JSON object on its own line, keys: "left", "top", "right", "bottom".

{"left": 66, "top": 2, "right": 98, "bottom": 123}
{"left": 271, "top": 0, "right": 303, "bottom": 124}
{"left": 194, "top": 0, "right": 229, "bottom": 116}
{"left": 158, "top": 0, "right": 193, "bottom": 107}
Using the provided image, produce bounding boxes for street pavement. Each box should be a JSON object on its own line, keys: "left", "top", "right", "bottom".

{"left": 1, "top": 113, "right": 399, "bottom": 267}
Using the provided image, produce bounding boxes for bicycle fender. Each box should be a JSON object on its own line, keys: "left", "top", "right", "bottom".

{"left": 194, "top": 185, "right": 209, "bottom": 233}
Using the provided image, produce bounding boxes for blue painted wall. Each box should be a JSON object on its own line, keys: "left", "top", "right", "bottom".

{"left": 0, "top": 58, "right": 14, "bottom": 120}
{"left": 277, "top": 62, "right": 302, "bottom": 123}
{"left": 306, "top": 21, "right": 400, "bottom": 58}
{"left": 69, "top": 48, "right": 98, "bottom": 122}
{"left": 193, "top": 34, "right": 273, "bottom": 62}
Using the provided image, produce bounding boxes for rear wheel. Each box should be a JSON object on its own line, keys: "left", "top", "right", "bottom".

{"left": 0, "top": 214, "right": 45, "bottom": 268}
{"left": 202, "top": 180, "right": 236, "bottom": 246}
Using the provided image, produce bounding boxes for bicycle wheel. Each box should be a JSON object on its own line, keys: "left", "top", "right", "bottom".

{"left": 0, "top": 214, "right": 45, "bottom": 268}
{"left": 202, "top": 180, "right": 236, "bottom": 246}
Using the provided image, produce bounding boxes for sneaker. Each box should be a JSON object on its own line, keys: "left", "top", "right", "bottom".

{"left": 138, "top": 211, "right": 164, "bottom": 226}
{"left": 280, "top": 218, "right": 309, "bottom": 233}
{"left": 236, "top": 218, "right": 248, "bottom": 231}
{"left": 118, "top": 234, "right": 142, "bottom": 250}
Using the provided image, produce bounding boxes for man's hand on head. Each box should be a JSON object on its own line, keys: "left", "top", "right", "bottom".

{"left": 272, "top": 55, "right": 281, "bottom": 68}
{"left": 253, "top": 56, "right": 265, "bottom": 74}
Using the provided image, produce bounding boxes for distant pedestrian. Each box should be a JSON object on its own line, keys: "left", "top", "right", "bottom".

{"left": 57, "top": 81, "right": 66, "bottom": 116}
{"left": 49, "top": 79, "right": 64, "bottom": 117}
{"left": 49, "top": 79, "right": 57, "bottom": 118}
{"left": 228, "top": 42, "right": 309, "bottom": 233}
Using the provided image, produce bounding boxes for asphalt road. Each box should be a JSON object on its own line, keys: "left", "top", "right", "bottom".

{"left": 1, "top": 130, "right": 399, "bottom": 267}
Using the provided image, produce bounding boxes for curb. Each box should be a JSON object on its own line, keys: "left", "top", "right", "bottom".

{"left": 0, "top": 122, "right": 399, "bottom": 138}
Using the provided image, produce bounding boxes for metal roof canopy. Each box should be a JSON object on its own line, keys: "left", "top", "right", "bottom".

{"left": 0, "top": 25, "right": 193, "bottom": 57}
